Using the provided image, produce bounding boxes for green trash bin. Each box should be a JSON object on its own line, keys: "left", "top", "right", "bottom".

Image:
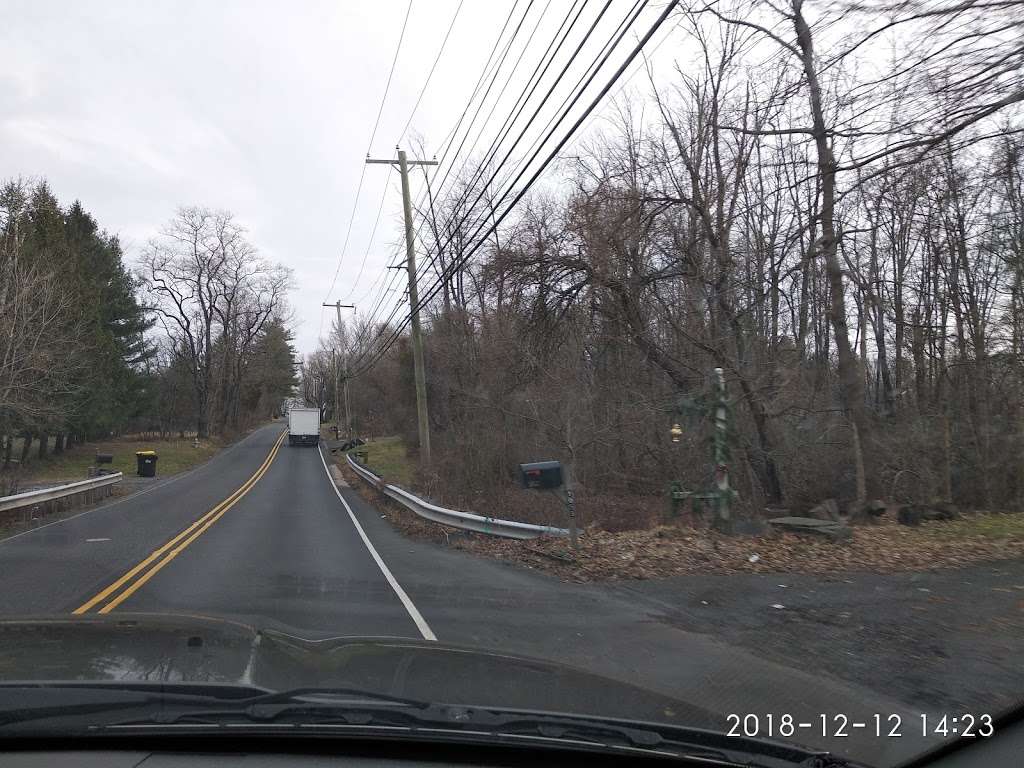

{"left": 135, "top": 450, "right": 158, "bottom": 477}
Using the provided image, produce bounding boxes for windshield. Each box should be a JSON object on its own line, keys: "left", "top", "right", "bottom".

{"left": 1, "top": 2, "right": 1022, "bottom": 766}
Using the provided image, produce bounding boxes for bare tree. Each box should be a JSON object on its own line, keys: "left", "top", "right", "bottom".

{"left": 0, "top": 180, "right": 80, "bottom": 442}
{"left": 139, "top": 207, "right": 290, "bottom": 437}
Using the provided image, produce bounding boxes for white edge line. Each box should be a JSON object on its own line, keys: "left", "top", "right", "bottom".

{"left": 0, "top": 424, "right": 276, "bottom": 547}
{"left": 317, "top": 444, "right": 437, "bottom": 642}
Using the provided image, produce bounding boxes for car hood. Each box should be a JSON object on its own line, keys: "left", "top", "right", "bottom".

{"left": 0, "top": 613, "right": 717, "bottom": 728}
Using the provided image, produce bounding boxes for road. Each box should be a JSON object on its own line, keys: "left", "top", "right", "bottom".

{"left": 0, "top": 421, "right": 976, "bottom": 765}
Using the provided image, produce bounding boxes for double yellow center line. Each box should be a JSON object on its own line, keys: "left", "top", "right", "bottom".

{"left": 73, "top": 430, "right": 287, "bottom": 615}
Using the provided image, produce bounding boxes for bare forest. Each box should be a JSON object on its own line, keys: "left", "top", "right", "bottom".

{"left": 311, "top": 1, "right": 1023, "bottom": 530}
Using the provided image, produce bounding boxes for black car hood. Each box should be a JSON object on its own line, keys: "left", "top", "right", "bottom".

{"left": 0, "top": 613, "right": 716, "bottom": 728}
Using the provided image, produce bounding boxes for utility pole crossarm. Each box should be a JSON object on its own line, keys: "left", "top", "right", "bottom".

{"left": 365, "top": 158, "right": 439, "bottom": 166}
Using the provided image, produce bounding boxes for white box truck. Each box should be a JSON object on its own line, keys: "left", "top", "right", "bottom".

{"left": 287, "top": 407, "right": 320, "bottom": 446}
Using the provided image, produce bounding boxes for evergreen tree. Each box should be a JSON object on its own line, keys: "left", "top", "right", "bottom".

{"left": 241, "top": 319, "right": 299, "bottom": 421}
{"left": 62, "top": 202, "right": 153, "bottom": 439}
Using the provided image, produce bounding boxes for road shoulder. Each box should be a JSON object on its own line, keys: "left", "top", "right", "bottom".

{"left": 328, "top": 444, "right": 1024, "bottom": 764}
{"left": 0, "top": 422, "right": 281, "bottom": 543}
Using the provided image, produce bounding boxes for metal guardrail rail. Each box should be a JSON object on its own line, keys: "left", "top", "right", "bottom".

{"left": 0, "top": 473, "right": 123, "bottom": 514}
{"left": 346, "top": 453, "right": 568, "bottom": 540}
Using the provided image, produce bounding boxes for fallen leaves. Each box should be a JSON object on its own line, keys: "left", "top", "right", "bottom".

{"left": 473, "top": 517, "right": 1024, "bottom": 582}
{"left": 339, "top": 459, "right": 1024, "bottom": 582}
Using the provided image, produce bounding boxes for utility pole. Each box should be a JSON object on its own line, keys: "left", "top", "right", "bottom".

{"left": 322, "top": 301, "right": 355, "bottom": 439}
{"left": 366, "top": 148, "right": 438, "bottom": 465}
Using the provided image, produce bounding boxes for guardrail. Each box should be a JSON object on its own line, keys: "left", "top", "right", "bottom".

{"left": 346, "top": 453, "right": 568, "bottom": 540}
{"left": 0, "top": 473, "right": 123, "bottom": 517}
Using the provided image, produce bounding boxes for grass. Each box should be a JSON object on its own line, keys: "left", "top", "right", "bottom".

{"left": 318, "top": 425, "right": 415, "bottom": 488}
{"left": 929, "top": 512, "right": 1024, "bottom": 540}
{"left": 3, "top": 435, "right": 224, "bottom": 485}
{"left": 351, "top": 435, "right": 415, "bottom": 488}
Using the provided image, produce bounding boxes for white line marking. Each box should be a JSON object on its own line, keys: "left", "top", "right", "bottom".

{"left": 85, "top": 538, "right": 111, "bottom": 543}
{"left": 317, "top": 444, "right": 436, "bottom": 642}
{"left": 239, "top": 632, "right": 262, "bottom": 686}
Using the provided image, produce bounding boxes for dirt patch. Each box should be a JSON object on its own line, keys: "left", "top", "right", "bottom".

{"left": 340, "top": 459, "right": 1024, "bottom": 580}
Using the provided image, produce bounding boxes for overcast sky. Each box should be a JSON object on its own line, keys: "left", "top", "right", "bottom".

{"left": 1, "top": 0, "right": 681, "bottom": 354}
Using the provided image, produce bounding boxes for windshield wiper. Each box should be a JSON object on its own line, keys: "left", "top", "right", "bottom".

{"left": 100, "top": 694, "right": 854, "bottom": 767}
{"left": 0, "top": 681, "right": 269, "bottom": 700}
{"left": 119, "top": 686, "right": 430, "bottom": 726}
{"left": 0, "top": 684, "right": 854, "bottom": 767}
{"left": 134, "top": 701, "right": 665, "bottom": 748}
{"left": 243, "top": 686, "right": 431, "bottom": 711}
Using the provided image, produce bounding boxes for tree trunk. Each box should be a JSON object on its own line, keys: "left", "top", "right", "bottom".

{"left": 736, "top": 376, "right": 785, "bottom": 503}
{"left": 796, "top": 222, "right": 815, "bottom": 359}
{"left": 1, "top": 434, "right": 12, "bottom": 469}
{"left": 53, "top": 432, "right": 64, "bottom": 455}
{"left": 195, "top": 372, "right": 210, "bottom": 439}
{"left": 20, "top": 431, "right": 32, "bottom": 465}
{"left": 942, "top": 410, "right": 954, "bottom": 503}
{"left": 857, "top": 291, "right": 870, "bottom": 402}
{"left": 793, "top": 0, "right": 870, "bottom": 500}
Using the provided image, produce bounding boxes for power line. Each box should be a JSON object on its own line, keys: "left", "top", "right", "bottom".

{"left": 433, "top": 12, "right": 691, "bottom": 286}
{"left": 368, "top": 0, "right": 415, "bottom": 151}
{"left": 352, "top": 0, "right": 679, "bottom": 377}
{"left": 349, "top": 0, "right": 532, "bottom": 348}
{"left": 351, "top": 0, "right": 509, "bottom": 327}
{"left": 355, "top": 0, "right": 609, "bottom": 360}
{"left": 387, "top": 0, "right": 594, "bottom": 324}
{"left": 416, "top": 0, "right": 539, "bottom": 230}
{"left": 349, "top": 0, "right": 625, "bottom": 370}
{"left": 318, "top": 0, "right": 415, "bottom": 337}
{"left": 414, "top": 0, "right": 593, "bottom": 284}
{"left": 396, "top": 0, "right": 466, "bottom": 145}
{"left": 341, "top": 165, "right": 394, "bottom": 301}
{"left": 491, "top": 0, "right": 643, "bottom": 192}
{"left": 409, "top": 0, "right": 635, "bottom": 314}
{"left": 380, "top": 1, "right": 679, "bottom": 375}
{"left": 416, "top": 0, "right": 613, "bottom": 286}
{"left": 423, "top": 0, "right": 653, "bottom": 288}
{"left": 566, "top": 16, "right": 681, "bottom": 151}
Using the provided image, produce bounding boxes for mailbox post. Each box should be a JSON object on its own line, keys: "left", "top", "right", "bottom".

{"left": 519, "top": 460, "right": 578, "bottom": 551}
{"left": 561, "top": 485, "right": 577, "bottom": 551}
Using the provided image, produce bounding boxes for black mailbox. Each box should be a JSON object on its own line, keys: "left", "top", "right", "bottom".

{"left": 519, "top": 460, "right": 563, "bottom": 489}
{"left": 95, "top": 453, "right": 113, "bottom": 465}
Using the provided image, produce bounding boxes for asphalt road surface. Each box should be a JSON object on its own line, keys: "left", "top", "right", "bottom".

{"left": 0, "top": 421, "right": 986, "bottom": 765}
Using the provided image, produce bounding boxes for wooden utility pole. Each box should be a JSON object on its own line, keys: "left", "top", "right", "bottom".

{"left": 322, "top": 301, "right": 355, "bottom": 439}
{"left": 366, "top": 148, "right": 438, "bottom": 465}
